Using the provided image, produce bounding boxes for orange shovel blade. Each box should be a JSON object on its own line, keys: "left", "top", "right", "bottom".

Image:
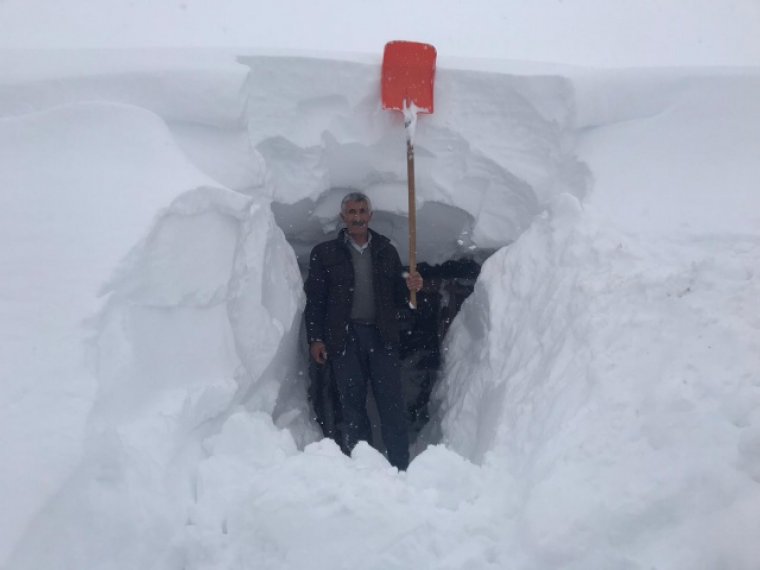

{"left": 382, "top": 41, "right": 437, "bottom": 114}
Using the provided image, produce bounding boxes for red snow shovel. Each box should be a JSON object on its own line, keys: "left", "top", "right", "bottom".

{"left": 381, "top": 40, "right": 437, "bottom": 309}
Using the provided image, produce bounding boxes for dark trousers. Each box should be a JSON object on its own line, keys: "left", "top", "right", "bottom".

{"left": 331, "top": 323, "right": 409, "bottom": 470}
{"left": 308, "top": 359, "right": 342, "bottom": 442}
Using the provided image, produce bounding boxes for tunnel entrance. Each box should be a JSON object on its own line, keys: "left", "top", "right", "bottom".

{"left": 271, "top": 194, "right": 493, "bottom": 458}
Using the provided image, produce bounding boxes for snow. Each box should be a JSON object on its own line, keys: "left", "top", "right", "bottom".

{"left": 438, "top": 195, "right": 760, "bottom": 567}
{"left": 1, "top": 1, "right": 759, "bottom": 67}
{"left": 0, "top": 99, "right": 225, "bottom": 563}
{"left": 1, "top": 14, "right": 760, "bottom": 570}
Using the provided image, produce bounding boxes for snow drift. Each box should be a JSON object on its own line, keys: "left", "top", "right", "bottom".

{"left": 1, "top": 51, "right": 759, "bottom": 569}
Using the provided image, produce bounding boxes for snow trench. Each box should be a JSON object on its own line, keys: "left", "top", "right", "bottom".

{"left": 5, "top": 53, "right": 758, "bottom": 569}
{"left": 1, "top": 53, "right": 589, "bottom": 568}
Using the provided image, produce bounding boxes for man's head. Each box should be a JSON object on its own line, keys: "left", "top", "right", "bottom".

{"left": 340, "top": 191, "right": 373, "bottom": 243}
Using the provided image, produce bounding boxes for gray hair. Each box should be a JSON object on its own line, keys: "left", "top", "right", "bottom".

{"left": 340, "top": 191, "right": 373, "bottom": 213}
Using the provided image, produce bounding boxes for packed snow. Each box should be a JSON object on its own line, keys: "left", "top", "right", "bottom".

{"left": 1, "top": 46, "right": 759, "bottom": 570}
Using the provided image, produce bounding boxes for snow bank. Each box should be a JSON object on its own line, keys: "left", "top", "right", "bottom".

{"left": 437, "top": 71, "right": 760, "bottom": 567}
{"left": 244, "top": 55, "right": 587, "bottom": 265}
{"left": 0, "top": 100, "right": 218, "bottom": 563}
{"left": 2, "top": 51, "right": 760, "bottom": 570}
{"left": 0, "top": 51, "right": 263, "bottom": 192}
{"left": 440, "top": 194, "right": 760, "bottom": 566}
{"left": 0, "top": 94, "right": 307, "bottom": 568}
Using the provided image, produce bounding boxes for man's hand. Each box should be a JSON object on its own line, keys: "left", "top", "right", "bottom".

{"left": 405, "top": 270, "right": 423, "bottom": 294}
{"left": 310, "top": 341, "right": 328, "bottom": 365}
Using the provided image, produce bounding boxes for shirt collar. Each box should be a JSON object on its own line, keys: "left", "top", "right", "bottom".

{"left": 344, "top": 230, "right": 371, "bottom": 253}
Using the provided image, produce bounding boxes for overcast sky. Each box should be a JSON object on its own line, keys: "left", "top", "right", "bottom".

{"left": 1, "top": 0, "right": 759, "bottom": 67}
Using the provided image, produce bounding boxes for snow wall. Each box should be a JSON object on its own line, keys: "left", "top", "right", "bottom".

{"left": 1, "top": 51, "right": 759, "bottom": 569}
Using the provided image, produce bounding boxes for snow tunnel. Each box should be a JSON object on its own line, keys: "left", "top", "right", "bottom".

{"left": 271, "top": 190, "right": 486, "bottom": 451}
{"left": 242, "top": 55, "right": 590, "bottom": 456}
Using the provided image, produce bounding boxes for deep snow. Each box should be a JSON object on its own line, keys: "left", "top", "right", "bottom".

{"left": 1, "top": 50, "right": 759, "bottom": 569}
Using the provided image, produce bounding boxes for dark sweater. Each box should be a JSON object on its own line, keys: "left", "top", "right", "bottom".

{"left": 347, "top": 240, "right": 376, "bottom": 323}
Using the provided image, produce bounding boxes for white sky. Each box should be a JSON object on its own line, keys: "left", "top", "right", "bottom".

{"left": 1, "top": 0, "right": 759, "bottom": 67}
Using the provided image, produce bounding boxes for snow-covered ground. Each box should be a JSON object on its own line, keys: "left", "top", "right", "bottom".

{"left": 1, "top": 48, "right": 759, "bottom": 569}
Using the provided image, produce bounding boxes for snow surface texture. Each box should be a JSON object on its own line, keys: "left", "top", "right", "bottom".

{"left": 1, "top": 51, "right": 759, "bottom": 569}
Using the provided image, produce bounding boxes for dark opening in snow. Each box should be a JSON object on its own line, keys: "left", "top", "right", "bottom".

{"left": 271, "top": 196, "right": 492, "bottom": 453}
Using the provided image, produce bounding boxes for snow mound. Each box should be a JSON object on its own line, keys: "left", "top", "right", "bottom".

{"left": 0, "top": 98, "right": 308, "bottom": 569}
{"left": 436, "top": 73, "right": 760, "bottom": 566}
{"left": 0, "top": 100, "right": 219, "bottom": 564}
{"left": 0, "top": 51, "right": 263, "bottom": 192}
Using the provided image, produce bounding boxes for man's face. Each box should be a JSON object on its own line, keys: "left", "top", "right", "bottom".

{"left": 341, "top": 199, "right": 373, "bottom": 240}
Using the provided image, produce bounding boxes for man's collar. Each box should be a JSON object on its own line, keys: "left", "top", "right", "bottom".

{"left": 344, "top": 230, "right": 372, "bottom": 253}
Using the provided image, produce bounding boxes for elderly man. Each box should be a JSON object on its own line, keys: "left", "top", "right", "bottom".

{"left": 304, "top": 191, "right": 422, "bottom": 470}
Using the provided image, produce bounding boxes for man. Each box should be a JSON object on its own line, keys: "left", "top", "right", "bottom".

{"left": 304, "top": 191, "right": 423, "bottom": 470}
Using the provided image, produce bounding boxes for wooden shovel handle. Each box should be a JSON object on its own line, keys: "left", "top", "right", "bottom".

{"left": 407, "top": 137, "right": 417, "bottom": 309}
